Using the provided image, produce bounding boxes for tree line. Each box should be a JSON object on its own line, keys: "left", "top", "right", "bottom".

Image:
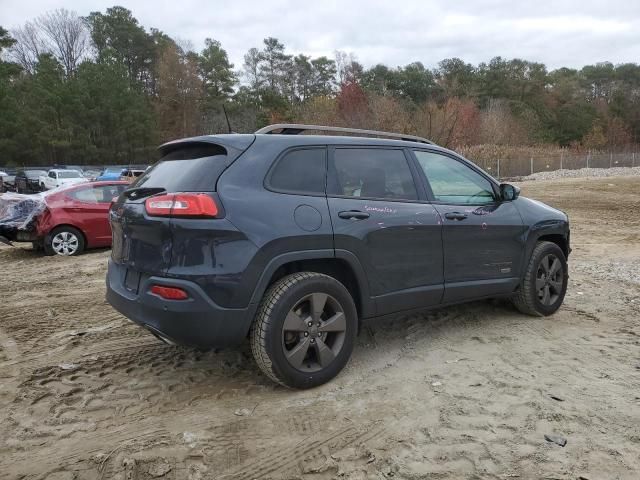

{"left": 1, "top": 6, "right": 639, "bottom": 167}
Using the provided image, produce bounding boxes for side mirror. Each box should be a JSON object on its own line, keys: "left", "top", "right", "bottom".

{"left": 500, "top": 183, "right": 520, "bottom": 201}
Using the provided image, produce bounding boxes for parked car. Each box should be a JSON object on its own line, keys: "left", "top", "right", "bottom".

{"left": 15, "top": 170, "right": 47, "bottom": 193}
{"left": 96, "top": 168, "right": 125, "bottom": 181}
{"left": 0, "top": 181, "right": 128, "bottom": 255}
{"left": 120, "top": 169, "right": 145, "bottom": 183}
{"left": 39, "top": 169, "right": 88, "bottom": 191}
{"left": 83, "top": 169, "right": 103, "bottom": 181}
{"left": 64, "top": 165, "right": 84, "bottom": 175}
{"left": 106, "top": 124, "right": 570, "bottom": 389}
{"left": 1, "top": 174, "right": 16, "bottom": 192}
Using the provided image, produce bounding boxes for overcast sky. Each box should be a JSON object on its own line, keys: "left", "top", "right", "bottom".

{"left": 2, "top": 0, "right": 639, "bottom": 71}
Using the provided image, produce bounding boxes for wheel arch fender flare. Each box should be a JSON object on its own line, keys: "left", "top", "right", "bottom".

{"left": 521, "top": 220, "right": 570, "bottom": 275}
{"left": 246, "top": 249, "right": 375, "bottom": 323}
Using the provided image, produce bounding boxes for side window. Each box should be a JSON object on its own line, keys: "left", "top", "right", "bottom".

{"left": 267, "top": 148, "right": 326, "bottom": 194}
{"left": 49, "top": 171, "right": 56, "bottom": 178}
{"left": 94, "top": 184, "right": 126, "bottom": 202}
{"left": 72, "top": 185, "right": 126, "bottom": 203}
{"left": 330, "top": 148, "right": 417, "bottom": 201}
{"left": 414, "top": 150, "right": 496, "bottom": 205}
{"left": 70, "top": 186, "right": 100, "bottom": 203}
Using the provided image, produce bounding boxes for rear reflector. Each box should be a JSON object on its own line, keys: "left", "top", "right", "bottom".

{"left": 150, "top": 285, "right": 189, "bottom": 300}
{"left": 145, "top": 193, "right": 218, "bottom": 217}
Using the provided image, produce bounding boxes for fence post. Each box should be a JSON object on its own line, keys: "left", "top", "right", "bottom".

{"left": 633, "top": 152, "right": 636, "bottom": 168}
{"left": 587, "top": 150, "right": 590, "bottom": 168}
{"left": 610, "top": 152, "right": 613, "bottom": 168}
{"left": 497, "top": 159, "right": 500, "bottom": 179}
{"left": 530, "top": 156, "right": 533, "bottom": 175}
{"left": 560, "top": 151, "right": 563, "bottom": 170}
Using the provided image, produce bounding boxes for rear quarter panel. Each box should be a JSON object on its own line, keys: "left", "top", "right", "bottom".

{"left": 207, "top": 137, "right": 335, "bottom": 309}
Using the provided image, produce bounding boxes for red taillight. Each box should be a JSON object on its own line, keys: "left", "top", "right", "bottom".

{"left": 150, "top": 285, "right": 189, "bottom": 300}
{"left": 145, "top": 193, "right": 218, "bottom": 217}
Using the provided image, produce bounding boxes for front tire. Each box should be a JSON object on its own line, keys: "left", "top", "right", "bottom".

{"left": 250, "top": 272, "right": 358, "bottom": 389}
{"left": 44, "top": 226, "right": 85, "bottom": 256}
{"left": 513, "top": 241, "right": 568, "bottom": 316}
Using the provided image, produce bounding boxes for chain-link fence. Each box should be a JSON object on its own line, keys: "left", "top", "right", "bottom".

{"left": 472, "top": 151, "right": 639, "bottom": 180}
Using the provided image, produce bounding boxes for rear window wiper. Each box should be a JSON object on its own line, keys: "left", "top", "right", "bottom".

{"left": 123, "top": 187, "right": 166, "bottom": 200}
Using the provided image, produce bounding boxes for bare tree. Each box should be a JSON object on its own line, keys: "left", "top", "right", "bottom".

{"left": 35, "top": 8, "right": 89, "bottom": 76}
{"left": 9, "top": 21, "right": 46, "bottom": 73}
{"left": 10, "top": 9, "right": 89, "bottom": 76}
{"left": 334, "top": 50, "right": 362, "bottom": 85}
{"left": 243, "top": 47, "right": 263, "bottom": 92}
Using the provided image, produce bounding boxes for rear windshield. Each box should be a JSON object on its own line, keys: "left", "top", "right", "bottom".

{"left": 134, "top": 144, "right": 228, "bottom": 192}
{"left": 26, "top": 171, "right": 46, "bottom": 178}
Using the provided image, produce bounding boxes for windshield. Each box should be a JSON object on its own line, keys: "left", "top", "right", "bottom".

{"left": 26, "top": 171, "right": 46, "bottom": 178}
{"left": 58, "top": 171, "right": 82, "bottom": 178}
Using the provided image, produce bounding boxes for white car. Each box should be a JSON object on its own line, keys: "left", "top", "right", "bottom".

{"left": 39, "top": 169, "right": 88, "bottom": 190}
{"left": 0, "top": 171, "right": 7, "bottom": 177}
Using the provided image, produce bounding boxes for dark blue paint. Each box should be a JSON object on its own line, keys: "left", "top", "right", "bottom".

{"left": 106, "top": 133, "right": 570, "bottom": 348}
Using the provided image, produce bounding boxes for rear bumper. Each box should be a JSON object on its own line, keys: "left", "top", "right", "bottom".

{"left": 106, "top": 260, "right": 253, "bottom": 349}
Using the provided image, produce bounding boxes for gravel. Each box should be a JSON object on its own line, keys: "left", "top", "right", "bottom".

{"left": 574, "top": 260, "right": 640, "bottom": 286}
{"left": 518, "top": 166, "right": 640, "bottom": 182}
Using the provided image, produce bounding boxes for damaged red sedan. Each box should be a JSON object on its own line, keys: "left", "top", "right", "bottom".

{"left": 0, "top": 181, "right": 128, "bottom": 256}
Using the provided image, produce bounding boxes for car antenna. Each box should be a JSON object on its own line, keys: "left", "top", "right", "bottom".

{"left": 222, "top": 104, "right": 234, "bottom": 134}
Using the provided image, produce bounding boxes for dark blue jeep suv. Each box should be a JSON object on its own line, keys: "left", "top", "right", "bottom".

{"left": 106, "top": 124, "right": 570, "bottom": 388}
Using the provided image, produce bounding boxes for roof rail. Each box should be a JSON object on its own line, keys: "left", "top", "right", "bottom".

{"left": 254, "top": 123, "right": 434, "bottom": 145}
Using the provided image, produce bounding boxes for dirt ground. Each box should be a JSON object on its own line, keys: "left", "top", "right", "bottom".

{"left": 1, "top": 176, "right": 639, "bottom": 480}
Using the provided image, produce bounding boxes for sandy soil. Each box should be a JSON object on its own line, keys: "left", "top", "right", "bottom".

{"left": 1, "top": 176, "right": 639, "bottom": 480}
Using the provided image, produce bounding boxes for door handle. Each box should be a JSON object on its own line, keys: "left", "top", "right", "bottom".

{"left": 444, "top": 212, "right": 468, "bottom": 221}
{"left": 338, "top": 210, "right": 370, "bottom": 220}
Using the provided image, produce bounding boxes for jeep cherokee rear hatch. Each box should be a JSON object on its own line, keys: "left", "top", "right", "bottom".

{"left": 109, "top": 134, "right": 255, "bottom": 279}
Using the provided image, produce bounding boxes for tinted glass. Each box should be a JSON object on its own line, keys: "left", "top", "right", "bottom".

{"left": 135, "top": 144, "right": 227, "bottom": 192}
{"left": 330, "top": 148, "right": 417, "bottom": 200}
{"left": 268, "top": 148, "right": 326, "bottom": 194}
{"left": 414, "top": 151, "right": 495, "bottom": 204}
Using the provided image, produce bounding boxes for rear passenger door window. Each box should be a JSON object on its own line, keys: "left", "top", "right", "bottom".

{"left": 267, "top": 148, "right": 327, "bottom": 195}
{"left": 329, "top": 148, "right": 418, "bottom": 201}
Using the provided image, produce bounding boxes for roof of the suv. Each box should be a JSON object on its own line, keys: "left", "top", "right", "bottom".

{"left": 160, "top": 133, "right": 456, "bottom": 155}
{"left": 160, "top": 123, "right": 442, "bottom": 153}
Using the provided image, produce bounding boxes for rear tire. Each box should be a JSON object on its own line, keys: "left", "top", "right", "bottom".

{"left": 513, "top": 241, "right": 568, "bottom": 316}
{"left": 44, "top": 226, "right": 85, "bottom": 256}
{"left": 250, "top": 272, "right": 358, "bottom": 389}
